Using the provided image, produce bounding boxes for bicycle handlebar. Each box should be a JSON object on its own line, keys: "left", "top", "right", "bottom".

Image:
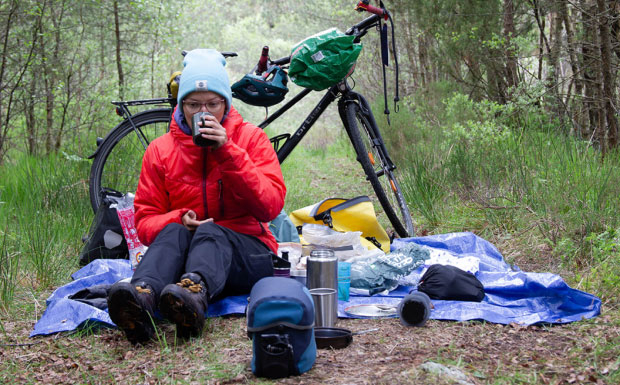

{"left": 181, "top": 50, "right": 238, "bottom": 58}
{"left": 345, "top": 13, "right": 380, "bottom": 36}
{"left": 271, "top": 56, "right": 291, "bottom": 66}
{"left": 355, "top": 1, "right": 387, "bottom": 19}
{"left": 261, "top": 12, "right": 382, "bottom": 69}
{"left": 251, "top": 1, "right": 398, "bottom": 118}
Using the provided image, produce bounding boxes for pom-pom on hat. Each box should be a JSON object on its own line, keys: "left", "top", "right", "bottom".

{"left": 177, "top": 49, "right": 232, "bottom": 119}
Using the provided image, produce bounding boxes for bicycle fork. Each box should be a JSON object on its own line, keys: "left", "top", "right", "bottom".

{"left": 337, "top": 91, "right": 397, "bottom": 173}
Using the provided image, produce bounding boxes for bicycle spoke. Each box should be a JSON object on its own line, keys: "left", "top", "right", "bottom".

{"left": 89, "top": 109, "right": 172, "bottom": 212}
{"left": 345, "top": 102, "right": 414, "bottom": 237}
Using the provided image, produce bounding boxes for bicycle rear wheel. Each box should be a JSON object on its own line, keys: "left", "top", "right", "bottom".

{"left": 89, "top": 108, "right": 172, "bottom": 212}
{"left": 344, "top": 102, "right": 415, "bottom": 238}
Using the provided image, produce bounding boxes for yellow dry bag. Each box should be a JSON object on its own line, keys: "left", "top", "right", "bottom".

{"left": 289, "top": 196, "right": 390, "bottom": 253}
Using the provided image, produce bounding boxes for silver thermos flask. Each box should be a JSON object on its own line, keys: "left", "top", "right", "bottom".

{"left": 307, "top": 249, "right": 338, "bottom": 320}
{"left": 306, "top": 249, "right": 338, "bottom": 290}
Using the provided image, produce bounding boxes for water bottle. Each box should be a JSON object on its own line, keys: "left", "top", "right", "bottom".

{"left": 272, "top": 252, "right": 291, "bottom": 278}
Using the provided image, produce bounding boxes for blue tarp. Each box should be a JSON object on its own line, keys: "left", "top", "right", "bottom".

{"left": 31, "top": 232, "right": 601, "bottom": 337}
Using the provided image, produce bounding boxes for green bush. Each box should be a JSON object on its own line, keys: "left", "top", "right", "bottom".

{"left": 571, "top": 228, "right": 620, "bottom": 304}
{"left": 379, "top": 87, "right": 620, "bottom": 301}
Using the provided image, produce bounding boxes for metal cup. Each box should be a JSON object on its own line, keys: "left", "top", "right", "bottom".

{"left": 309, "top": 288, "right": 337, "bottom": 327}
{"left": 307, "top": 249, "right": 338, "bottom": 318}
{"left": 192, "top": 112, "right": 216, "bottom": 147}
{"left": 398, "top": 291, "right": 432, "bottom": 327}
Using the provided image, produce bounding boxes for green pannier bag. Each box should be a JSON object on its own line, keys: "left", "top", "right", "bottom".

{"left": 288, "top": 28, "right": 362, "bottom": 91}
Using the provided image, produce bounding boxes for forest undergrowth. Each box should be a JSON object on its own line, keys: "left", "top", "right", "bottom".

{"left": 0, "top": 87, "right": 619, "bottom": 384}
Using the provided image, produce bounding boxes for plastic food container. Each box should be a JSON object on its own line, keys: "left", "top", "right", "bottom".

{"left": 290, "top": 269, "right": 307, "bottom": 286}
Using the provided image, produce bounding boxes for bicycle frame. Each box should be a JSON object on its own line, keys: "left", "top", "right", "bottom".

{"left": 255, "top": 10, "right": 392, "bottom": 163}
{"left": 259, "top": 85, "right": 336, "bottom": 164}
{"left": 258, "top": 80, "right": 395, "bottom": 171}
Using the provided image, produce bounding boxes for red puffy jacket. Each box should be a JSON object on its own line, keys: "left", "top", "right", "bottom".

{"left": 134, "top": 106, "right": 286, "bottom": 253}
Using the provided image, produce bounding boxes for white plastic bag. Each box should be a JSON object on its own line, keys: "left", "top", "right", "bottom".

{"left": 301, "top": 224, "right": 373, "bottom": 261}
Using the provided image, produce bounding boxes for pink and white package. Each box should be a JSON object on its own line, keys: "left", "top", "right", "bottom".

{"left": 115, "top": 193, "right": 147, "bottom": 270}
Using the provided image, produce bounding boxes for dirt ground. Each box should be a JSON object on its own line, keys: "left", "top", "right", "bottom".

{"left": 2, "top": 308, "right": 619, "bottom": 384}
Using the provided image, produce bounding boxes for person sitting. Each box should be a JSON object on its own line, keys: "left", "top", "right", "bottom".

{"left": 107, "top": 48, "right": 286, "bottom": 344}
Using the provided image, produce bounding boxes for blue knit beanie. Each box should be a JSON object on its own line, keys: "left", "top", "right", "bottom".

{"left": 177, "top": 49, "right": 232, "bottom": 119}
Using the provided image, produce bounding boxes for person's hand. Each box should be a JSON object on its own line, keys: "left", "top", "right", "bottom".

{"left": 182, "top": 210, "right": 213, "bottom": 231}
{"left": 197, "top": 114, "right": 228, "bottom": 149}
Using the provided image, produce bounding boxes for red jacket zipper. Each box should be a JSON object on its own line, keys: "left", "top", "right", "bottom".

{"left": 218, "top": 179, "right": 224, "bottom": 217}
{"left": 202, "top": 147, "right": 209, "bottom": 218}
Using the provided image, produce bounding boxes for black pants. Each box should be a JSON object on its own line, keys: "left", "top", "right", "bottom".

{"left": 131, "top": 222, "right": 274, "bottom": 301}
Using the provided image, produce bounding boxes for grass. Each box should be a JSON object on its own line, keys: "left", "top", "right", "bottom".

{"left": 0, "top": 152, "right": 90, "bottom": 298}
{"left": 0, "top": 85, "right": 619, "bottom": 383}
{"left": 0, "top": 227, "right": 19, "bottom": 311}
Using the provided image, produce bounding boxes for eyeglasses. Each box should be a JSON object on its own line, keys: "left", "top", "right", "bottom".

{"left": 184, "top": 99, "right": 225, "bottom": 114}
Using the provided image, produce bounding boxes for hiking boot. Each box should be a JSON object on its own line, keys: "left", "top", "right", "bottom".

{"left": 107, "top": 280, "right": 156, "bottom": 344}
{"left": 159, "top": 272, "right": 209, "bottom": 339}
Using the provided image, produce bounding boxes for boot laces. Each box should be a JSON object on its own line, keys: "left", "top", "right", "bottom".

{"left": 135, "top": 285, "right": 152, "bottom": 294}
{"left": 177, "top": 278, "right": 203, "bottom": 293}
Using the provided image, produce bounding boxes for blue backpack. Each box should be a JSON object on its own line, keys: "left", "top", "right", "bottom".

{"left": 246, "top": 277, "right": 316, "bottom": 378}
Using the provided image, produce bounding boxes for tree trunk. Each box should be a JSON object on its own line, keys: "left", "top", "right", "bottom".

{"left": 581, "top": 0, "right": 598, "bottom": 139}
{"left": 503, "top": 0, "right": 519, "bottom": 91}
{"left": 1, "top": 1, "right": 44, "bottom": 162}
{"left": 418, "top": 34, "right": 429, "bottom": 87}
{"left": 113, "top": 0, "right": 125, "bottom": 100}
{"left": 596, "top": 0, "right": 618, "bottom": 152}
{"left": 610, "top": 3, "right": 620, "bottom": 60}
{"left": 530, "top": 0, "right": 550, "bottom": 81}
{"left": 99, "top": 5, "right": 106, "bottom": 81}
{"left": 546, "top": 2, "right": 564, "bottom": 116}
{"left": 559, "top": 0, "right": 585, "bottom": 136}
{"left": 41, "top": 13, "right": 56, "bottom": 153}
{"left": 0, "top": 0, "right": 18, "bottom": 163}
{"left": 402, "top": 12, "right": 420, "bottom": 90}
{"left": 25, "top": 76, "right": 37, "bottom": 155}
{"left": 150, "top": 3, "right": 162, "bottom": 98}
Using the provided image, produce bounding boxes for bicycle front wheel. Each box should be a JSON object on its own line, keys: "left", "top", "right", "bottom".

{"left": 89, "top": 108, "right": 172, "bottom": 212}
{"left": 345, "top": 102, "right": 415, "bottom": 238}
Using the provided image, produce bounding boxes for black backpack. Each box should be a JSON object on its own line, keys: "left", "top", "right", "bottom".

{"left": 78, "top": 189, "right": 128, "bottom": 266}
{"left": 418, "top": 264, "right": 485, "bottom": 302}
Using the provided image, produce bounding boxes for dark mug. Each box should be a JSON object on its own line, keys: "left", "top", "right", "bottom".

{"left": 192, "top": 112, "right": 217, "bottom": 147}
{"left": 398, "top": 291, "right": 432, "bottom": 327}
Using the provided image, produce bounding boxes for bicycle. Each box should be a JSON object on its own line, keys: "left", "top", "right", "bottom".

{"left": 88, "top": 1, "right": 415, "bottom": 238}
